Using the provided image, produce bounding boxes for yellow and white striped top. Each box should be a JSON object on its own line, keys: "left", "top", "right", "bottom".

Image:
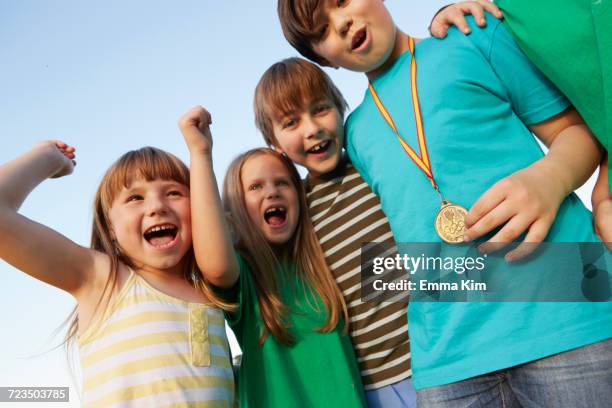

{"left": 78, "top": 270, "right": 234, "bottom": 408}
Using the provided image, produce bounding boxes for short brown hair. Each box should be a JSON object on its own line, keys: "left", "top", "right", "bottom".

{"left": 254, "top": 57, "right": 348, "bottom": 147}
{"left": 277, "top": 0, "right": 329, "bottom": 65}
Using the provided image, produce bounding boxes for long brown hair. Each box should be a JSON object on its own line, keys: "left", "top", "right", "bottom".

{"left": 64, "top": 147, "right": 228, "bottom": 350}
{"left": 222, "top": 148, "right": 348, "bottom": 345}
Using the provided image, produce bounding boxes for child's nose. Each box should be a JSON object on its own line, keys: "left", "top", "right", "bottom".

{"left": 147, "top": 197, "right": 169, "bottom": 216}
{"left": 265, "top": 185, "right": 281, "bottom": 199}
{"left": 331, "top": 11, "right": 352, "bottom": 38}
{"left": 303, "top": 116, "right": 323, "bottom": 139}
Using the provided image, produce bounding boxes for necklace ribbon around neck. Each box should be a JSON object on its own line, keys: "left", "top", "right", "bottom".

{"left": 367, "top": 36, "right": 468, "bottom": 244}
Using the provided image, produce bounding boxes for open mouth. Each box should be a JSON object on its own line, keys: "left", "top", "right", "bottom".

{"left": 351, "top": 28, "right": 367, "bottom": 51}
{"left": 263, "top": 207, "right": 287, "bottom": 227}
{"left": 307, "top": 140, "right": 332, "bottom": 155}
{"left": 143, "top": 223, "right": 178, "bottom": 247}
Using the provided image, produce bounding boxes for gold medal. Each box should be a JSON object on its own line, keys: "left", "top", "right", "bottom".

{"left": 435, "top": 201, "right": 468, "bottom": 243}
{"left": 369, "top": 36, "right": 468, "bottom": 244}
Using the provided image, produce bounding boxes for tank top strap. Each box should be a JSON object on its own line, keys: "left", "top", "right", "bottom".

{"left": 78, "top": 267, "right": 138, "bottom": 345}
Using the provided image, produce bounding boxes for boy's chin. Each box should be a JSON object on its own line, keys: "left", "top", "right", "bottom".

{"left": 307, "top": 155, "right": 341, "bottom": 177}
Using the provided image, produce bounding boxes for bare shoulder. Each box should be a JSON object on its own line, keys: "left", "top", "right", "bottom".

{"left": 74, "top": 255, "right": 132, "bottom": 336}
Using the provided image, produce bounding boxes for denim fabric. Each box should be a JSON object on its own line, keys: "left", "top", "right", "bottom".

{"left": 366, "top": 377, "right": 418, "bottom": 408}
{"left": 417, "top": 338, "right": 612, "bottom": 408}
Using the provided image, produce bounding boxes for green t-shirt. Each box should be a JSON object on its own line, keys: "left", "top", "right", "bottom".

{"left": 496, "top": 0, "right": 612, "bottom": 190}
{"left": 217, "top": 254, "right": 365, "bottom": 407}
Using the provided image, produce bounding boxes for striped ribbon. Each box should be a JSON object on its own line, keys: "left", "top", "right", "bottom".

{"left": 368, "top": 36, "right": 438, "bottom": 190}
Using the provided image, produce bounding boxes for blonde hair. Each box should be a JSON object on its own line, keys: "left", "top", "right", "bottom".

{"left": 64, "top": 147, "right": 228, "bottom": 349}
{"left": 254, "top": 57, "right": 348, "bottom": 147}
{"left": 223, "top": 148, "right": 348, "bottom": 345}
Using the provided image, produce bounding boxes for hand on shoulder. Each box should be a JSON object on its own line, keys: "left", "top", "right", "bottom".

{"left": 429, "top": 0, "right": 503, "bottom": 38}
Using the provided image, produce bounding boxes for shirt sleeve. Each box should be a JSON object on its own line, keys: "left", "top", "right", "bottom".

{"left": 485, "top": 15, "right": 570, "bottom": 125}
{"left": 345, "top": 113, "right": 375, "bottom": 189}
{"left": 211, "top": 252, "right": 252, "bottom": 331}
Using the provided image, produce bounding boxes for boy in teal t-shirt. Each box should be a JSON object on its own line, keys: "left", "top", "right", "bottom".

{"left": 432, "top": 0, "right": 612, "bottom": 250}
{"left": 277, "top": 1, "right": 612, "bottom": 406}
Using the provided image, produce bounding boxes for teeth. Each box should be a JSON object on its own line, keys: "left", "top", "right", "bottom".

{"left": 265, "top": 207, "right": 286, "bottom": 215}
{"left": 146, "top": 224, "right": 175, "bottom": 234}
{"left": 265, "top": 207, "right": 286, "bottom": 214}
{"left": 309, "top": 140, "right": 329, "bottom": 153}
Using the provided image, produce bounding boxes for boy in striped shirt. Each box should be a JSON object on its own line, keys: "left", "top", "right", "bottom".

{"left": 253, "top": 57, "right": 414, "bottom": 407}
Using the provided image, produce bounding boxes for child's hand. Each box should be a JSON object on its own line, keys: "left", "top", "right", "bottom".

{"left": 34, "top": 140, "right": 76, "bottom": 178}
{"left": 178, "top": 105, "right": 213, "bottom": 155}
{"left": 429, "top": 1, "right": 503, "bottom": 38}
{"left": 464, "top": 163, "right": 565, "bottom": 261}
{"left": 593, "top": 198, "right": 612, "bottom": 252}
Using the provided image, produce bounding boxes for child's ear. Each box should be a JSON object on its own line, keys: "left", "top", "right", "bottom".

{"left": 267, "top": 138, "right": 285, "bottom": 154}
{"left": 271, "top": 144, "right": 285, "bottom": 155}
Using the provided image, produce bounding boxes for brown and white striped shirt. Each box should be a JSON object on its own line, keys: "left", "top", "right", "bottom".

{"left": 306, "top": 156, "right": 411, "bottom": 390}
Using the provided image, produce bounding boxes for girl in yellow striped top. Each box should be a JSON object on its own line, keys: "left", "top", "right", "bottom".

{"left": 0, "top": 141, "right": 234, "bottom": 407}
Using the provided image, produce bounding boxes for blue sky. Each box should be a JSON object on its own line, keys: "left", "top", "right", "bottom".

{"left": 0, "top": 1, "right": 597, "bottom": 406}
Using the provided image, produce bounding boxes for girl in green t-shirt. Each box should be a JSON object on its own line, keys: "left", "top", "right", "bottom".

{"left": 178, "top": 105, "right": 365, "bottom": 407}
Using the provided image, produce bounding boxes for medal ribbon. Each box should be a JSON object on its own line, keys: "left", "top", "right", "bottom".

{"left": 368, "top": 36, "right": 438, "bottom": 190}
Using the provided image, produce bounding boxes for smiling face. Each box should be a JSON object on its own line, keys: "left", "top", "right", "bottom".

{"left": 311, "top": 0, "right": 397, "bottom": 74}
{"left": 271, "top": 97, "right": 344, "bottom": 177}
{"left": 240, "top": 153, "right": 300, "bottom": 245}
{"left": 108, "top": 178, "right": 192, "bottom": 274}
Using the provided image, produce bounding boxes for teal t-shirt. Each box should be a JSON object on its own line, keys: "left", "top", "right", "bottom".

{"left": 216, "top": 253, "right": 365, "bottom": 407}
{"left": 346, "top": 15, "right": 612, "bottom": 389}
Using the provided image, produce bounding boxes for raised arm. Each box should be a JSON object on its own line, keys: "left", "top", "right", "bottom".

{"left": 0, "top": 141, "right": 103, "bottom": 296}
{"left": 178, "top": 106, "right": 239, "bottom": 288}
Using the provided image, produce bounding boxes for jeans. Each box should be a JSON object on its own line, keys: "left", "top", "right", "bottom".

{"left": 417, "top": 337, "right": 612, "bottom": 408}
{"left": 366, "top": 377, "right": 418, "bottom": 408}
